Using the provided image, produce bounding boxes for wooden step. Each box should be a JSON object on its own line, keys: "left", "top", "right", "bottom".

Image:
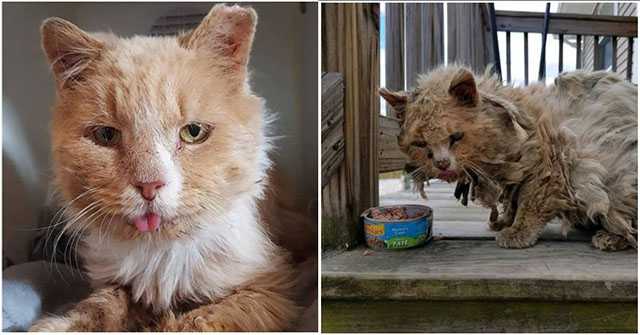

{"left": 322, "top": 240, "right": 637, "bottom": 332}
{"left": 322, "top": 300, "right": 637, "bottom": 332}
{"left": 323, "top": 240, "right": 636, "bottom": 301}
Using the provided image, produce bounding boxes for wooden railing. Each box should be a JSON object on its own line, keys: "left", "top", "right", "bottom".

{"left": 494, "top": 10, "right": 637, "bottom": 83}
{"left": 321, "top": 73, "right": 345, "bottom": 188}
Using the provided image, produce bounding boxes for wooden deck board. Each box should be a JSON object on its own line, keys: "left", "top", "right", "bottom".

{"left": 322, "top": 240, "right": 637, "bottom": 302}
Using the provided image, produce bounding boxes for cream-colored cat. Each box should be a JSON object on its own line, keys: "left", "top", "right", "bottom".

{"left": 30, "top": 5, "right": 303, "bottom": 331}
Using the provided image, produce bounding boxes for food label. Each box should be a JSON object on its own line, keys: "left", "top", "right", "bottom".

{"left": 365, "top": 224, "right": 384, "bottom": 236}
{"left": 364, "top": 216, "right": 430, "bottom": 249}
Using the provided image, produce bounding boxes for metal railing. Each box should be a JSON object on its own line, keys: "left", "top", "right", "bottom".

{"left": 491, "top": 7, "right": 637, "bottom": 83}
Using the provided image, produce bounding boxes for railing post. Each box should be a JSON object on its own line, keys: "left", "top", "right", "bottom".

{"left": 593, "top": 35, "right": 600, "bottom": 70}
{"left": 558, "top": 34, "right": 563, "bottom": 73}
{"left": 626, "top": 37, "right": 634, "bottom": 81}
{"left": 506, "top": 31, "right": 511, "bottom": 83}
{"left": 385, "top": 3, "right": 405, "bottom": 116}
{"left": 538, "top": 2, "right": 551, "bottom": 81}
{"left": 488, "top": 3, "right": 502, "bottom": 81}
{"left": 611, "top": 36, "right": 618, "bottom": 72}
{"left": 524, "top": 32, "right": 529, "bottom": 84}
{"left": 406, "top": 3, "right": 444, "bottom": 88}
{"left": 576, "top": 35, "right": 582, "bottom": 69}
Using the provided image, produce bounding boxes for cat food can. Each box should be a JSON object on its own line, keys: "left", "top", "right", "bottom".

{"left": 362, "top": 205, "right": 433, "bottom": 250}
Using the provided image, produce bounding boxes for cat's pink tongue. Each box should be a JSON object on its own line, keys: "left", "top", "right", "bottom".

{"left": 133, "top": 213, "right": 161, "bottom": 232}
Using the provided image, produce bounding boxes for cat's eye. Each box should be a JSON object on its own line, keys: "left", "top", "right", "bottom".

{"left": 449, "top": 131, "right": 464, "bottom": 147}
{"left": 90, "top": 126, "right": 121, "bottom": 147}
{"left": 179, "top": 123, "right": 211, "bottom": 144}
{"left": 411, "top": 140, "right": 427, "bottom": 148}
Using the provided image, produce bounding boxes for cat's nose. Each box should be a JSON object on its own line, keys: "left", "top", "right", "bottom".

{"left": 134, "top": 180, "right": 166, "bottom": 201}
{"left": 435, "top": 159, "right": 450, "bottom": 171}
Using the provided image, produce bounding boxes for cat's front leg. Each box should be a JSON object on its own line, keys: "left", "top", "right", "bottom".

{"left": 158, "top": 265, "right": 299, "bottom": 332}
{"left": 495, "top": 183, "right": 554, "bottom": 249}
{"left": 29, "top": 286, "right": 135, "bottom": 332}
{"left": 158, "top": 287, "right": 298, "bottom": 331}
{"left": 29, "top": 316, "right": 75, "bottom": 332}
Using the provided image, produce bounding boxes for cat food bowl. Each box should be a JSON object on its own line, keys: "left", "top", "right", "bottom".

{"left": 362, "top": 205, "right": 433, "bottom": 250}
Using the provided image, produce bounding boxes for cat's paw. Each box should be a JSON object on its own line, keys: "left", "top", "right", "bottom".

{"left": 181, "top": 315, "right": 233, "bottom": 331}
{"left": 29, "top": 316, "right": 73, "bottom": 332}
{"left": 495, "top": 227, "right": 539, "bottom": 248}
{"left": 157, "top": 311, "right": 230, "bottom": 332}
{"left": 592, "top": 230, "right": 631, "bottom": 251}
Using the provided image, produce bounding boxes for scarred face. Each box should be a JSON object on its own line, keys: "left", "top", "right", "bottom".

{"left": 380, "top": 66, "right": 525, "bottom": 185}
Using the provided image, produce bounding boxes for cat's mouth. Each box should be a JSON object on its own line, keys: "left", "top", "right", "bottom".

{"left": 132, "top": 212, "right": 162, "bottom": 232}
{"left": 437, "top": 170, "right": 458, "bottom": 182}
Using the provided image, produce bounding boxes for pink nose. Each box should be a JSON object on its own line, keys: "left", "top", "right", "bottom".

{"left": 435, "top": 159, "right": 450, "bottom": 171}
{"left": 135, "top": 180, "right": 165, "bottom": 201}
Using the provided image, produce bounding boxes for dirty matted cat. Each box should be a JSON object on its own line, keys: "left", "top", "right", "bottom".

{"left": 30, "top": 5, "right": 309, "bottom": 331}
{"left": 381, "top": 65, "right": 637, "bottom": 251}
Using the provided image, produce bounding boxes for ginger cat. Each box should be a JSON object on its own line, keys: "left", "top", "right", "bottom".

{"left": 381, "top": 65, "right": 637, "bottom": 251}
{"left": 31, "top": 5, "right": 304, "bottom": 331}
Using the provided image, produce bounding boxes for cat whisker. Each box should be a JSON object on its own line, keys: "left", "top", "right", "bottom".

{"left": 97, "top": 209, "right": 116, "bottom": 247}
{"left": 43, "top": 187, "right": 97, "bottom": 244}
{"left": 72, "top": 208, "right": 111, "bottom": 279}
{"left": 43, "top": 187, "right": 99, "bottom": 266}
{"left": 50, "top": 201, "right": 99, "bottom": 273}
{"left": 462, "top": 160, "right": 500, "bottom": 190}
{"left": 65, "top": 203, "right": 108, "bottom": 277}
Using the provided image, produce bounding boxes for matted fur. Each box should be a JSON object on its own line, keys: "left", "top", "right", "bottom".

{"left": 31, "top": 5, "right": 304, "bottom": 331}
{"left": 381, "top": 65, "right": 637, "bottom": 250}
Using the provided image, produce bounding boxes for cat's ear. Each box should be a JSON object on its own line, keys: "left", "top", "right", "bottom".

{"left": 41, "top": 17, "right": 103, "bottom": 88}
{"left": 179, "top": 5, "right": 257, "bottom": 70}
{"left": 448, "top": 68, "right": 478, "bottom": 106}
{"left": 379, "top": 88, "right": 408, "bottom": 120}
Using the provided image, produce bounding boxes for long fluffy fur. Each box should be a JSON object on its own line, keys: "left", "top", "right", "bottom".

{"left": 382, "top": 64, "right": 637, "bottom": 250}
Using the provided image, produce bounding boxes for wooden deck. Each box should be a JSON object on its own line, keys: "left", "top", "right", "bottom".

{"left": 322, "top": 180, "right": 638, "bottom": 332}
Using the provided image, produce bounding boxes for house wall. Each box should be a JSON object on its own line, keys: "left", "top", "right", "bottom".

{"left": 3, "top": 2, "right": 317, "bottom": 264}
{"left": 613, "top": 3, "right": 637, "bottom": 81}
{"left": 580, "top": 2, "right": 636, "bottom": 82}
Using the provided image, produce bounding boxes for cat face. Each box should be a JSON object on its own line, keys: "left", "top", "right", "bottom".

{"left": 42, "top": 5, "right": 269, "bottom": 240}
{"left": 380, "top": 66, "right": 522, "bottom": 183}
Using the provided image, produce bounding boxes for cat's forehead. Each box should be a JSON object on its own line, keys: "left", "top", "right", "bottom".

{"left": 405, "top": 92, "right": 438, "bottom": 123}
{"left": 105, "top": 36, "right": 192, "bottom": 74}
{"left": 89, "top": 37, "right": 213, "bottom": 120}
{"left": 402, "top": 93, "right": 449, "bottom": 142}
{"left": 405, "top": 117, "right": 445, "bottom": 140}
{"left": 66, "top": 32, "right": 259, "bottom": 128}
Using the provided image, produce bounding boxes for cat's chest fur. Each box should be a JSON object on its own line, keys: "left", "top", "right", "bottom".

{"left": 80, "top": 199, "right": 273, "bottom": 312}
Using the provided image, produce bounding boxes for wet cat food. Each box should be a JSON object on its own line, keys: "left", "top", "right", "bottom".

{"left": 362, "top": 205, "right": 433, "bottom": 250}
